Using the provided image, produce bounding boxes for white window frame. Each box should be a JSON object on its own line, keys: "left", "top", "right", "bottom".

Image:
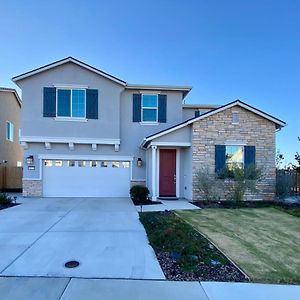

{"left": 141, "top": 94, "right": 158, "bottom": 123}
{"left": 6, "top": 121, "right": 14, "bottom": 142}
{"left": 56, "top": 88, "right": 86, "bottom": 119}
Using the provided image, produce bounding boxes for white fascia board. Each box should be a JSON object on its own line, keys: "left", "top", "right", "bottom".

{"left": 38, "top": 154, "right": 133, "bottom": 161}
{"left": 125, "top": 84, "right": 192, "bottom": 92}
{"left": 12, "top": 58, "right": 126, "bottom": 86}
{"left": 150, "top": 142, "right": 191, "bottom": 147}
{"left": 20, "top": 136, "right": 121, "bottom": 145}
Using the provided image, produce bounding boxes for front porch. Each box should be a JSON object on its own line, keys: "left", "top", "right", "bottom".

{"left": 145, "top": 143, "right": 192, "bottom": 201}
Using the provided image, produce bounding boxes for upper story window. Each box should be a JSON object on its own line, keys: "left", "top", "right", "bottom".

{"left": 225, "top": 145, "right": 244, "bottom": 169}
{"left": 6, "top": 121, "right": 14, "bottom": 142}
{"left": 57, "top": 89, "right": 85, "bottom": 118}
{"left": 142, "top": 94, "right": 158, "bottom": 122}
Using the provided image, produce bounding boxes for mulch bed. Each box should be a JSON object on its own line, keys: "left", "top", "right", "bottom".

{"left": 192, "top": 200, "right": 300, "bottom": 209}
{"left": 139, "top": 211, "right": 248, "bottom": 282}
{"left": 131, "top": 199, "right": 162, "bottom": 206}
{"left": 157, "top": 252, "right": 247, "bottom": 282}
{"left": 0, "top": 203, "right": 20, "bottom": 211}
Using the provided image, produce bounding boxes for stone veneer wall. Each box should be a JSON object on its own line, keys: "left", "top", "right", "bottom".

{"left": 23, "top": 179, "right": 42, "bottom": 197}
{"left": 192, "top": 106, "right": 276, "bottom": 201}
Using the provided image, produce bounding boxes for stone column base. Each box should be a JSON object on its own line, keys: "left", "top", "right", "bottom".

{"left": 23, "top": 179, "right": 42, "bottom": 197}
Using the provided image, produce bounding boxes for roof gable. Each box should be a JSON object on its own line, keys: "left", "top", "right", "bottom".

{"left": 141, "top": 100, "right": 286, "bottom": 148}
{"left": 0, "top": 87, "right": 21, "bottom": 107}
{"left": 12, "top": 57, "right": 127, "bottom": 86}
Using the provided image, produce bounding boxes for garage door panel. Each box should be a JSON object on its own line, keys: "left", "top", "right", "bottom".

{"left": 43, "top": 160, "right": 130, "bottom": 197}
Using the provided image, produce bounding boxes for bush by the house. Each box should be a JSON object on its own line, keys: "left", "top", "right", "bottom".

{"left": 195, "top": 168, "right": 223, "bottom": 201}
{"left": 221, "top": 165, "right": 264, "bottom": 202}
{"left": 130, "top": 185, "right": 150, "bottom": 202}
{"left": 0, "top": 193, "right": 13, "bottom": 206}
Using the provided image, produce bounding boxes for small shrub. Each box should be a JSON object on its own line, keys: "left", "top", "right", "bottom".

{"left": 0, "top": 193, "right": 13, "bottom": 206}
{"left": 222, "top": 165, "right": 264, "bottom": 202}
{"left": 276, "top": 174, "right": 292, "bottom": 199}
{"left": 130, "top": 185, "right": 150, "bottom": 202}
{"left": 195, "top": 168, "right": 223, "bottom": 201}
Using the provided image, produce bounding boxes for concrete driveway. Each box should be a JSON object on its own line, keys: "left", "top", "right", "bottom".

{"left": 0, "top": 197, "right": 164, "bottom": 279}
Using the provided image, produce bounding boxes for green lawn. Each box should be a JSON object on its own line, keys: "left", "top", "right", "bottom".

{"left": 176, "top": 208, "right": 300, "bottom": 284}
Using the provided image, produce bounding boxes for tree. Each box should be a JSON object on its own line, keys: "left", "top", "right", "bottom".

{"left": 293, "top": 137, "right": 300, "bottom": 173}
{"left": 276, "top": 150, "right": 284, "bottom": 169}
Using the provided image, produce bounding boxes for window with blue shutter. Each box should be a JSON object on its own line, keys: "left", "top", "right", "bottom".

{"left": 244, "top": 146, "right": 256, "bottom": 167}
{"left": 158, "top": 94, "right": 167, "bottom": 123}
{"left": 43, "top": 87, "right": 56, "bottom": 117}
{"left": 133, "top": 94, "right": 142, "bottom": 122}
{"left": 86, "top": 89, "right": 98, "bottom": 119}
{"left": 215, "top": 145, "right": 226, "bottom": 174}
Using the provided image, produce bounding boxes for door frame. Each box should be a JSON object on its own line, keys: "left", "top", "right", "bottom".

{"left": 157, "top": 148, "right": 180, "bottom": 198}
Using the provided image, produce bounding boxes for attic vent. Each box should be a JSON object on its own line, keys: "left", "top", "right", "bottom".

{"left": 232, "top": 112, "right": 239, "bottom": 124}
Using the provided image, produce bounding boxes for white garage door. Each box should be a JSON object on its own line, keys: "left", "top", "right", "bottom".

{"left": 43, "top": 159, "right": 131, "bottom": 197}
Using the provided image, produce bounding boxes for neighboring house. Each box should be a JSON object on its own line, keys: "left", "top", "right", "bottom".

{"left": 0, "top": 88, "right": 23, "bottom": 167}
{"left": 12, "top": 57, "right": 286, "bottom": 200}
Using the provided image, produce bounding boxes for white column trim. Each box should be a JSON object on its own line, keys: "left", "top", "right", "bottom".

{"left": 151, "top": 145, "right": 157, "bottom": 201}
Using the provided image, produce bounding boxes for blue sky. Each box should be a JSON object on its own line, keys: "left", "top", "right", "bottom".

{"left": 1, "top": 0, "right": 299, "bottom": 164}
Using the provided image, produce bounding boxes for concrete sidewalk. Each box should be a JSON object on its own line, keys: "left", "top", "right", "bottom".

{"left": 0, "top": 277, "right": 299, "bottom": 300}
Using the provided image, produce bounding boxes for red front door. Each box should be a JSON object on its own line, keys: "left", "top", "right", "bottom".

{"left": 159, "top": 149, "right": 176, "bottom": 197}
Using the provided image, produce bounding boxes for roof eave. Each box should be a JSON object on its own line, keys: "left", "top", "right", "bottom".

{"left": 11, "top": 57, "right": 127, "bottom": 86}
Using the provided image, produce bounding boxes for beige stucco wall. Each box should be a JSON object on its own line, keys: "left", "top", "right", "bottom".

{"left": 0, "top": 91, "right": 23, "bottom": 167}
{"left": 192, "top": 106, "right": 276, "bottom": 201}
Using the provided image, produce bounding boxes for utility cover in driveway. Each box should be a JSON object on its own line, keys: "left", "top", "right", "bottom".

{"left": 42, "top": 159, "right": 130, "bottom": 197}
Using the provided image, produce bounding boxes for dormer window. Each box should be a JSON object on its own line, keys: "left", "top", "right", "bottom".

{"left": 141, "top": 94, "right": 158, "bottom": 122}
{"left": 57, "top": 89, "right": 86, "bottom": 118}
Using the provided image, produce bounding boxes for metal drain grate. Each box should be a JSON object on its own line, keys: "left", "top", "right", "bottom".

{"left": 64, "top": 260, "right": 80, "bottom": 268}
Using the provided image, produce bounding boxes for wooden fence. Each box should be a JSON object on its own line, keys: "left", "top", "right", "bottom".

{"left": 0, "top": 166, "right": 23, "bottom": 191}
{"left": 276, "top": 169, "right": 300, "bottom": 196}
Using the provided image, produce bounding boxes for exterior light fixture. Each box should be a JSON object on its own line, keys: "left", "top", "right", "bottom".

{"left": 137, "top": 158, "right": 143, "bottom": 167}
{"left": 26, "top": 155, "right": 34, "bottom": 165}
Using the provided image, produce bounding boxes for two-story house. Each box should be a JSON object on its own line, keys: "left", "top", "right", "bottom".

{"left": 12, "top": 57, "right": 285, "bottom": 200}
{"left": 0, "top": 87, "right": 22, "bottom": 167}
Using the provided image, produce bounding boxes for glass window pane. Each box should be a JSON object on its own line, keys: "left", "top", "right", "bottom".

{"left": 78, "top": 161, "right": 86, "bottom": 167}
{"left": 72, "top": 89, "right": 85, "bottom": 118}
{"left": 142, "top": 95, "right": 157, "bottom": 107}
{"left": 55, "top": 160, "right": 63, "bottom": 167}
{"left": 57, "top": 89, "right": 71, "bottom": 117}
{"left": 90, "top": 161, "right": 97, "bottom": 167}
{"left": 101, "top": 161, "right": 108, "bottom": 168}
{"left": 225, "top": 146, "right": 244, "bottom": 169}
{"left": 68, "top": 160, "right": 75, "bottom": 167}
{"left": 112, "top": 161, "right": 120, "bottom": 168}
{"left": 142, "top": 109, "right": 157, "bottom": 122}
{"left": 44, "top": 160, "right": 52, "bottom": 167}
{"left": 122, "top": 162, "right": 130, "bottom": 168}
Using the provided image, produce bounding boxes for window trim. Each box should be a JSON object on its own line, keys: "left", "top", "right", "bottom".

{"left": 6, "top": 121, "right": 14, "bottom": 142}
{"left": 141, "top": 94, "right": 158, "bottom": 123}
{"left": 56, "top": 88, "right": 86, "bottom": 119}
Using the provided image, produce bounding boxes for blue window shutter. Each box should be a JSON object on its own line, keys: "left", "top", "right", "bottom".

{"left": 86, "top": 89, "right": 98, "bottom": 119}
{"left": 244, "top": 146, "right": 256, "bottom": 167}
{"left": 43, "top": 87, "right": 56, "bottom": 117}
{"left": 195, "top": 110, "right": 200, "bottom": 117}
{"left": 133, "top": 94, "right": 141, "bottom": 122}
{"left": 215, "top": 145, "right": 226, "bottom": 174}
{"left": 158, "top": 94, "right": 167, "bottom": 123}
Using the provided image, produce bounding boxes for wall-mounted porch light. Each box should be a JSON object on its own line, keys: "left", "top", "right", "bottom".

{"left": 137, "top": 158, "right": 143, "bottom": 167}
{"left": 26, "top": 155, "right": 34, "bottom": 165}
